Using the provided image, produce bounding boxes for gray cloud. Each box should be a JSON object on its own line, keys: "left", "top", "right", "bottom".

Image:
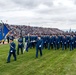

{"left": 12, "top": 0, "right": 53, "bottom": 9}
{"left": 0, "top": 0, "right": 76, "bottom": 29}
{"left": 74, "top": 0, "right": 76, "bottom": 4}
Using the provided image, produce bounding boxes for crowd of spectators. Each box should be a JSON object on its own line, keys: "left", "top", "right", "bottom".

{"left": 5, "top": 24, "right": 76, "bottom": 38}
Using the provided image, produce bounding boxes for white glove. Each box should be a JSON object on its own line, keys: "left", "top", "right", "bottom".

{"left": 39, "top": 45, "right": 41, "bottom": 47}
{"left": 10, "top": 50, "right": 13, "bottom": 52}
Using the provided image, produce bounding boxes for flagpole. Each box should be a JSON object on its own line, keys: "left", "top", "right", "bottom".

{"left": 1, "top": 20, "right": 4, "bottom": 39}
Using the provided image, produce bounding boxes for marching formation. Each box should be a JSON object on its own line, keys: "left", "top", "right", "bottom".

{"left": 24, "top": 34, "right": 76, "bottom": 51}
{"left": 6, "top": 34, "right": 76, "bottom": 63}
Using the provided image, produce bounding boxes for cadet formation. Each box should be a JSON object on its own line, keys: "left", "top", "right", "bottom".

{"left": 6, "top": 34, "right": 76, "bottom": 63}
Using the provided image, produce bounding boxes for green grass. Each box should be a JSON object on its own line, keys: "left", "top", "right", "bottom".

{"left": 0, "top": 43, "right": 76, "bottom": 75}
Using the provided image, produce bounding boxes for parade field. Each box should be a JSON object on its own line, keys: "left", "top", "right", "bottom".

{"left": 0, "top": 43, "right": 76, "bottom": 75}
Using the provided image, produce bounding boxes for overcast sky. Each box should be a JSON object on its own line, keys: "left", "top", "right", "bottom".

{"left": 0, "top": 0, "right": 76, "bottom": 29}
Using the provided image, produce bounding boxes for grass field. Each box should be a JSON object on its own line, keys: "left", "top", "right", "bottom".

{"left": 0, "top": 43, "right": 76, "bottom": 75}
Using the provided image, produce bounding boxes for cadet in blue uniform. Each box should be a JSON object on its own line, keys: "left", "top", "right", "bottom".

{"left": 34, "top": 36, "right": 38, "bottom": 47}
{"left": 44, "top": 36, "right": 48, "bottom": 49}
{"left": 51, "top": 35, "right": 54, "bottom": 49}
{"left": 7, "top": 37, "right": 16, "bottom": 63}
{"left": 48, "top": 35, "right": 54, "bottom": 50}
{"left": 17, "top": 36, "right": 23, "bottom": 55}
{"left": 48, "top": 35, "right": 52, "bottom": 50}
{"left": 7, "top": 34, "right": 10, "bottom": 43}
{"left": 62, "top": 35, "right": 67, "bottom": 50}
{"left": 53, "top": 35, "right": 56, "bottom": 50}
{"left": 46, "top": 36, "right": 50, "bottom": 49}
{"left": 69, "top": 35, "right": 74, "bottom": 51}
{"left": 66, "top": 35, "right": 70, "bottom": 48}
{"left": 36, "top": 36, "right": 43, "bottom": 58}
{"left": 26, "top": 34, "right": 31, "bottom": 52}
{"left": 59, "top": 35, "right": 63, "bottom": 48}
{"left": 73, "top": 35, "right": 76, "bottom": 48}
{"left": 30, "top": 35, "right": 34, "bottom": 48}
{"left": 31, "top": 35, "right": 37, "bottom": 48}
{"left": 56, "top": 35, "right": 60, "bottom": 50}
{"left": 41, "top": 36, "right": 45, "bottom": 49}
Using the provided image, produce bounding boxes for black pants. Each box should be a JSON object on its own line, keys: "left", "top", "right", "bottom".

{"left": 7, "top": 51, "right": 16, "bottom": 62}
{"left": 17, "top": 46, "right": 23, "bottom": 55}
{"left": 7, "top": 39, "right": 9, "bottom": 43}
{"left": 36, "top": 47, "right": 42, "bottom": 58}
{"left": 44, "top": 43, "right": 48, "bottom": 49}
{"left": 51, "top": 43, "right": 53, "bottom": 49}
{"left": 62, "top": 44, "right": 67, "bottom": 50}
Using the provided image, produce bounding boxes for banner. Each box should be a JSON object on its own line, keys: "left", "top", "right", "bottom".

{"left": 0, "top": 23, "right": 9, "bottom": 40}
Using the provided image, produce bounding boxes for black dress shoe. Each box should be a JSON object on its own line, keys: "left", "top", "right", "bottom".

{"left": 14, "top": 59, "right": 17, "bottom": 61}
{"left": 6, "top": 61, "right": 10, "bottom": 63}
